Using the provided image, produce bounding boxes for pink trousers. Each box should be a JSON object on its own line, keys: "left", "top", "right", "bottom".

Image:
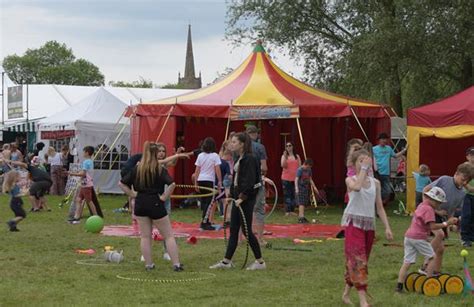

{"left": 344, "top": 223, "right": 375, "bottom": 291}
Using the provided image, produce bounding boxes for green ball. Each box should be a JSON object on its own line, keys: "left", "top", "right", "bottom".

{"left": 461, "top": 249, "right": 469, "bottom": 257}
{"left": 85, "top": 215, "right": 104, "bottom": 233}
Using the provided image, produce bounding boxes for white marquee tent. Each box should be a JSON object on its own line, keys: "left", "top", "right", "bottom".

{"left": 38, "top": 88, "right": 131, "bottom": 194}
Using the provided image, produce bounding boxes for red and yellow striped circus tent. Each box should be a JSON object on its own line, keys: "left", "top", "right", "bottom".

{"left": 130, "top": 42, "right": 393, "bottom": 198}
{"left": 134, "top": 43, "right": 388, "bottom": 119}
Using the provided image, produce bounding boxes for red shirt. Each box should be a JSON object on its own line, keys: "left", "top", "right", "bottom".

{"left": 405, "top": 201, "right": 435, "bottom": 240}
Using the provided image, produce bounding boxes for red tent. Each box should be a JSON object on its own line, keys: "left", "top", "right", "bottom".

{"left": 129, "top": 43, "right": 391, "bottom": 199}
{"left": 407, "top": 86, "right": 474, "bottom": 210}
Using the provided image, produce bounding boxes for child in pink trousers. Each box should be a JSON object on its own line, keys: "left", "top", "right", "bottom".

{"left": 341, "top": 149, "right": 393, "bottom": 307}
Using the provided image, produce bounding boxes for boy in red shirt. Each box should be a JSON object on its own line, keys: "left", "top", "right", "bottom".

{"left": 396, "top": 186, "right": 458, "bottom": 292}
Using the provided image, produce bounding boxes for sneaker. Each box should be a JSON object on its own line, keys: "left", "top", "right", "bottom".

{"left": 462, "top": 241, "right": 472, "bottom": 247}
{"left": 69, "top": 218, "right": 80, "bottom": 225}
{"left": 173, "top": 264, "right": 184, "bottom": 272}
{"left": 246, "top": 260, "right": 266, "bottom": 271}
{"left": 145, "top": 264, "right": 155, "bottom": 271}
{"left": 7, "top": 220, "right": 16, "bottom": 230}
{"left": 10, "top": 227, "right": 20, "bottom": 232}
{"left": 163, "top": 252, "right": 171, "bottom": 261}
{"left": 209, "top": 260, "right": 233, "bottom": 269}
{"left": 200, "top": 222, "right": 215, "bottom": 231}
{"left": 298, "top": 217, "right": 309, "bottom": 224}
{"left": 395, "top": 284, "right": 403, "bottom": 293}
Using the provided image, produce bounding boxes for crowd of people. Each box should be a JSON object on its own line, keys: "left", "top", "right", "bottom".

{"left": 2, "top": 128, "right": 473, "bottom": 307}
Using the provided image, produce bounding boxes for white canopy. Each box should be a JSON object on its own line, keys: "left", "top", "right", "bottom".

{"left": 38, "top": 88, "right": 128, "bottom": 132}
{"left": 1, "top": 84, "right": 190, "bottom": 131}
{"left": 38, "top": 88, "right": 131, "bottom": 194}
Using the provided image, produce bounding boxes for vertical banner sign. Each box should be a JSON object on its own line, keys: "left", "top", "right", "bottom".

{"left": 7, "top": 86, "right": 23, "bottom": 119}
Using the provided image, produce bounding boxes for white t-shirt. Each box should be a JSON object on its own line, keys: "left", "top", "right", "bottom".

{"left": 49, "top": 153, "right": 62, "bottom": 166}
{"left": 195, "top": 152, "right": 221, "bottom": 182}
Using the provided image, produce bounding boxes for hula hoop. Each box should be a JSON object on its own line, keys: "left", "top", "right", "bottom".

{"left": 170, "top": 184, "right": 217, "bottom": 199}
{"left": 223, "top": 199, "right": 250, "bottom": 270}
{"left": 263, "top": 177, "right": 278, "bottom": 219}
{"left": 75, "top": 258, "right": 135, "bottom": 267}
{"left": 116, "top": 272, "right": 216, "bottom": 283}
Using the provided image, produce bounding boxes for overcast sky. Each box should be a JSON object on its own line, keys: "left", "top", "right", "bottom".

{"left": 0, "top": 0, "right": 303, "bottom": 86}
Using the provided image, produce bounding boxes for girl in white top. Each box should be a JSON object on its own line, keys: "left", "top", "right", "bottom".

{"left": 47, "top": 147, "right": 65, "bottom": 195}
{"left": 341, "top": 149, "right": 393, "bottom": 307}
{"left": 193, "top": 137, "right": 222, "bottom": 230}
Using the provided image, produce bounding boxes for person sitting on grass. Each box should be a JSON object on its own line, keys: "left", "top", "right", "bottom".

{"left": 5, "top": 156, "right": 52, "bottom": 212}
{"left": 295, "top": 158, "right": 318, "bottom": 224}
{"left": 396, "top": 187, "right": 458, "bottom": 292}
{"left": 3, "top": 171, "right": 27, "bottom": 231}
{"left": 68, "top": 146, "right": 97, "bottom": 224}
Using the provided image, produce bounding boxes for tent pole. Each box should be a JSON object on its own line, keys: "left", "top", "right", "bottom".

{"left": 296, "top": 117, "right": 307, "bottom": 159}
{"left": 348, "top": 103, "right": 370, "bottom": 142}
{"left": 155, "top": 105, "right": 175, "bottom": 143}
{"left": 224, "top": 99, "right": 233, "bottom": 141}
{"left": 224, "top": 114, "right": 231, "bottom": 141}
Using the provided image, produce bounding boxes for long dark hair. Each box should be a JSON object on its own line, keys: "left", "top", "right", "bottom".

{"left": 285, "top": 141, "right": 298, "bottom": 158}
{"left": 201, "top": 137, "right": 216, "bottom": 153}
{"left": 234, "top": 132, "right": 252, "bottom": 155}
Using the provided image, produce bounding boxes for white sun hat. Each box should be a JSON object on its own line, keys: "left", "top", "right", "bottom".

{"left": 424, "top": 186, "right": 447, "bottom": 203}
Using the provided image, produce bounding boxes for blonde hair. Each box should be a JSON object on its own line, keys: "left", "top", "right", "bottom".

{"left": 419, "top": 164, "right": 430, "bottom": 176}
{"left": 3, "top": 171, "right": 19, "bottom": 193}
{"left": 47, "top": 146, "right": 56, "bottom": 156}
{"left": 350, "top": 149, "right": 370, "bottom": 165}
{"left": 136, "top": 142, "right": 163, "bottom": 188}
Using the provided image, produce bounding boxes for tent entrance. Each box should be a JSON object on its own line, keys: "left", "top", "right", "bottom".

{"left": 419, "top": 135, "right": 474, "bottom": 177}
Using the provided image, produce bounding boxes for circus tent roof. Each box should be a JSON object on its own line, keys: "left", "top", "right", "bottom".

{"left": 136, "top": 42, "right": 388, "bottom": 119}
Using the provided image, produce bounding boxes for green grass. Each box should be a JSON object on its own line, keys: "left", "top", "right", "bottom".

{"left": 0, "top": 195, "right": 473, "bottom": 306}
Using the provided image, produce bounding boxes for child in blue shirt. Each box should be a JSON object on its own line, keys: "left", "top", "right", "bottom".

{"left": 3, "top": 171, "right": 26, "bottom": 231}
{"left": 413, "top": 164, "right": 432, "bottom": 207}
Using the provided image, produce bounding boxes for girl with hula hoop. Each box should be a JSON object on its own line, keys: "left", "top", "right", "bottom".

{"left": 209, "top": 132, "right": 266, "bottom": 270}
{"left": 120, "top": 142, "right": 190, "bottom": 272}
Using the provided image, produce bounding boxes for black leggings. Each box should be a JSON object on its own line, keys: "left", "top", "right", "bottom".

{"left": 225, "top": 198, "right": 262, "bottom": 260}
{"left": 199, "top": 180, "right": 214, "bottom": 223}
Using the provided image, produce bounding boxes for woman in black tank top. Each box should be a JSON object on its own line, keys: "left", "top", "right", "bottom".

{"left": 120, "top": 141, "right": 190, "bottom": 271}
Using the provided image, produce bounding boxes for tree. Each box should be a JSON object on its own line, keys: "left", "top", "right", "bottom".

{"left": 209, "top": 67, "right": 234, "bottom": 85}
{"left": 109, "top": 77, "right": 153, "bottom": 88}
{"left": 2, "top": 41, "right": 104, "bottom": 86}
{"left": 226, "top": 0, "right": 474, "bottom": 115}
{"left": 159, "top": 83, "right": 189, "bottom": 89}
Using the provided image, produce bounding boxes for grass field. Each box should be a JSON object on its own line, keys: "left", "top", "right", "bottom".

{"left": 0, "top": 194, "right": 473, "bottom": 306}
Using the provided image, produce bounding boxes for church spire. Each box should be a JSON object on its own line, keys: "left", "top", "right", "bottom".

{"left": 184, "top": 24, "right": 196, "bottom": 79}
{"left": 178, "top": 24, "right": 202, "bottom": 89}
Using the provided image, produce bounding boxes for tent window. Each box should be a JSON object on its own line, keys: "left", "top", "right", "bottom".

{"left": 93, "top": 144, "right": 128, "bottom": 170}
{"left": 50, "top": 138, "right": 70, "bottom": 153}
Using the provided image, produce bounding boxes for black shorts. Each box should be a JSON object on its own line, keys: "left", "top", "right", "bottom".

{"left": 10, "top": 197, "right": 26, "bottom": 218}
{"left": 29, "top": 180, "right": 52, "bottom": 199}
{"left": 134, "top": 194, "right": 168, "bottom": 220}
